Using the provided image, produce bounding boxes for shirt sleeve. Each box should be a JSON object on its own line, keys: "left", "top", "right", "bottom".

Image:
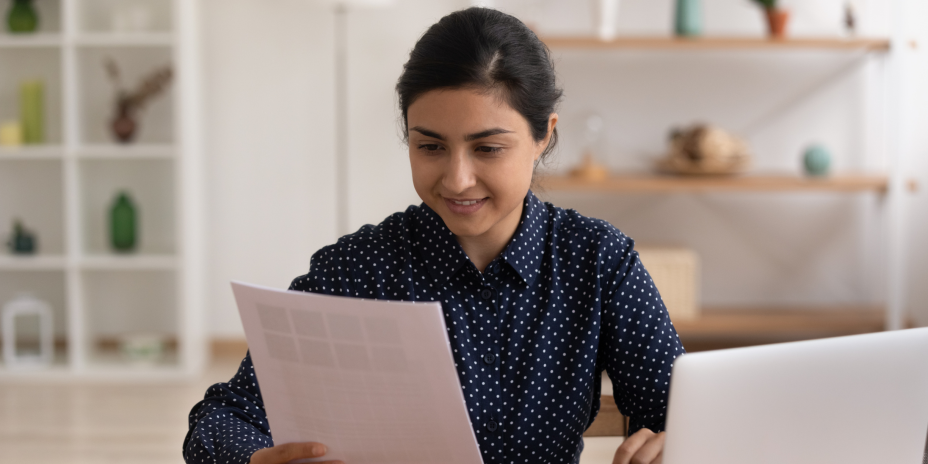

{"left": 598, "top": 240, "right": 686, "bottom": 435}
{"left": 183, "top": 244, "right": 352, "bottom": 463}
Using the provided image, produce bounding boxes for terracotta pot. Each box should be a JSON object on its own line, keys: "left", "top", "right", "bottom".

{"left": 765, "top": 8, "right": 789, "bottom": 38}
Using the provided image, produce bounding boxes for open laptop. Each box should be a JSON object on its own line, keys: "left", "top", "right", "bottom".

{"left": 662, "top": 327, "right": 928, "bottom": 463}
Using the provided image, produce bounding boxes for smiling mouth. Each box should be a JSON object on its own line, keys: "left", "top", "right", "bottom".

{"left": 450, "top": 199, "right": 482, "bottom": 206}
{"left": 443, "top": 196, "right": 489, "bottom": 214}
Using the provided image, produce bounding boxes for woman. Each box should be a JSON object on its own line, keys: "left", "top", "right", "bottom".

{"left": 184, "top": 7, "right": 684, "bottom": 464}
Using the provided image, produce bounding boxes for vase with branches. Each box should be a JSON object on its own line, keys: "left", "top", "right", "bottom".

{"left": 750, "top": 0, "right": 789, "bottom": 38}
{"left": 103, "top": 58, "right": 173, "bottom": 143}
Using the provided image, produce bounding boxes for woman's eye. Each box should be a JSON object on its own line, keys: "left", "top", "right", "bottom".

{"left": 476, "top": 146, "right": 502, "bottom": 154}
{"left": 418, "top": 144, "right": 442, "bottom": 152}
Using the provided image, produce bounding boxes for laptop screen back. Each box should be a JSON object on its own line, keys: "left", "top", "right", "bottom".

{"left": 663, "top": 328, "right": 928, "bottom": 464}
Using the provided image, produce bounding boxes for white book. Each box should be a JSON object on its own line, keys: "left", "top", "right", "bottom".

{"left": 232, "top": 281, "right": 484, "bottom": 464}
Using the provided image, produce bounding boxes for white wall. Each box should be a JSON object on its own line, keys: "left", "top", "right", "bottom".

{"left": 202, "top": 0, "right": 338, "bottom": 337}
{"left": 201, "top": 0, "right": 928, "bottom": 337}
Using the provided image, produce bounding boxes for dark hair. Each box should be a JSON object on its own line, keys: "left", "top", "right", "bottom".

{"left": 396, "top": 7, "right": 563, "bottom": 164}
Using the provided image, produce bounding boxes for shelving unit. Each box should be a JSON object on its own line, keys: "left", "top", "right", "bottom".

{"left": 541, "top": 36, "right": 892, "bottom": 52}
{"left": 0, "top": 0, "right": 204, "bottom": 381}
{"left": 537, "top": 34, "right": 907, "bottom": 349}
{"left": 538, "top": 173, "right": 889, "bottom": 194}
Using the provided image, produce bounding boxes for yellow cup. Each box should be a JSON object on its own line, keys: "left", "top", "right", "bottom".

{"left": 0, "top": 121, "right": 23, "bottom": 147}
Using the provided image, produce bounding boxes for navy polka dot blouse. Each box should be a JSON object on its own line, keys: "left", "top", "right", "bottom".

{"left": 184, "top": 191, "right": 685, "bottom": 464}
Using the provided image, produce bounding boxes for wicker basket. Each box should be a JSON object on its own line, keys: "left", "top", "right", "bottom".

{"left": 636, "top": 246, "right": 700, "bottom": 321}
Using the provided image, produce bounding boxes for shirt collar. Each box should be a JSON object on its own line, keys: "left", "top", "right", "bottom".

{"left": 413, "top": 191, "right": 547, "bottom": 286}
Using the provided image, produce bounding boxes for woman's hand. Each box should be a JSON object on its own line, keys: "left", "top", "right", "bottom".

{"left": 249, "top": 442, "right": 343, "bottom": 464}
{"left": 612, "top": 429, "right": 665, "bottom": 464}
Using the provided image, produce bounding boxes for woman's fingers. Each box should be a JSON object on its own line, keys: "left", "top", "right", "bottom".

{"left": 249, "top": 442, "right": 335, "bottom": 464}
{"left": 629, "top": 432, "right": 664, "bottom": 464}
{"left": 613, "top": 429, "right": 665, "bottom": 464}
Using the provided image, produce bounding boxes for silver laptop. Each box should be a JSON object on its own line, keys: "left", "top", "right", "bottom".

{"left": 663, "top": 327, "right": 928, "bottom": 463}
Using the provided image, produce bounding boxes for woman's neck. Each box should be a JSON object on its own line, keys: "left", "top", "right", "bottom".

{"left": 455, "top": 203, "right": 523, "bottom": 273}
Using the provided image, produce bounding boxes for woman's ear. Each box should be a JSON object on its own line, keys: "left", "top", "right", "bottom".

{"left": 535, "top": 113, "right": 559, "bottom": 161}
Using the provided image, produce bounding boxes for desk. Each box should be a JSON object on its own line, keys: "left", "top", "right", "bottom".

{"left": 580, "top": 436, "right": 624, "bottom": 464}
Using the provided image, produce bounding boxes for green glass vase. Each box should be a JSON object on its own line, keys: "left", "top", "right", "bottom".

{"left": 7, "top": 0, "right": 38, "bottom": 34}
{"left": 110, "top": 192, "right": 137, "bottom": 252}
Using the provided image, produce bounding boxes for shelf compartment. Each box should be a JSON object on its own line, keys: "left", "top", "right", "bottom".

{"left": 82, "top": 269, "right": 177, "bottom": 368}
{"left": 0, "top": 0, "right": 62, "bottom": 35}
{"left": 541, "top": 36, "right": 891, "bottom": 52}
{"left": 0, "top": 47, "right": 63, "bottom": 144}
{"left": 76, "top": 46, "right": 174, "bottom": 145}
{"left": 78, "top": 158, "right": 175, "bottom": 255}
{"left": 78, "top": 0, "right": 173, "bottom": 34}
{"left": 0, "top": 159, "right": 65, "bottom": 255}
{"left": 537, "top": 173, "right": 888, "bottom": 194}
{"left": 674, "top": 306, "right": 887, "bottom": 352}
{"left": 0, "top": 270, "right": 69, "bottom": 369}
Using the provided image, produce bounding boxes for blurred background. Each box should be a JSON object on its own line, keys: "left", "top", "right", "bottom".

{"left": 0, "top": 0, "right": 926, "bottom": 462}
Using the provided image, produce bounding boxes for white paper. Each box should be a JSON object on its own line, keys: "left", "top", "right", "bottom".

{"left": 231, "top": 281, "right": 484, "bottom": 464}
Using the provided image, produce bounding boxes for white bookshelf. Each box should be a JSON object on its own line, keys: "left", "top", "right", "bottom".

{"left": 0, "top": 0, "right": 204, "bottom": 381}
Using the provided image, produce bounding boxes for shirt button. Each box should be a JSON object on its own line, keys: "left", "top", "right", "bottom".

{"left": 486, "top": 420, "right": 498, "bottom": 432}
{"left": 483, "top": 353, "right": 496, "bottom": 365}
{"left": 480, "top": 288, "right": 493, "bottom": 300}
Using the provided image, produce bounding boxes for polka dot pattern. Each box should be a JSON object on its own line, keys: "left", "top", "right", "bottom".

{"left": 184, "top": 191, "right": 685, "bottom": 464}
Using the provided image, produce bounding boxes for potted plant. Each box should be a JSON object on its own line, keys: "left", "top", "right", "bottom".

{"left": 751, "top": 0, "right": 789, "bottom": 38}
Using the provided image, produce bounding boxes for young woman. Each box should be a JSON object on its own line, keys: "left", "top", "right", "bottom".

{"left": 184, "top": 7, "right": 684, "bottom": 464}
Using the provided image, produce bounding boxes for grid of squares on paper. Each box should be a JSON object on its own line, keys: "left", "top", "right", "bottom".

{"left": 256, "top": 303, "right": 457, "bottom": 462}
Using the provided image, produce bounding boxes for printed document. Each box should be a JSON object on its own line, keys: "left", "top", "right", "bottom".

{"left": 232, "top": 281, "right": 484, "bottom": 464}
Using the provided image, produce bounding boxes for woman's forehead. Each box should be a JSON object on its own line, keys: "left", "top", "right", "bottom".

{"left": 407, "top": 88, "right": 530, "bottom": 138}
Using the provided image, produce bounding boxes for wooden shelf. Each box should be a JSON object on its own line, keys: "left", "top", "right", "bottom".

{"left": 541, "top": 36, "right": 891, "bottom": 52}
{"left": 673, "top": 306, "right": 887, "bottom": 351}
{"left": 537, "top": 173, "right": 888, "bottom": 194}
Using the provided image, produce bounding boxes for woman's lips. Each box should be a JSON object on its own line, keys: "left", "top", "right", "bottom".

{"left": 444, "top": 197, "right": 488, "bottom": 215}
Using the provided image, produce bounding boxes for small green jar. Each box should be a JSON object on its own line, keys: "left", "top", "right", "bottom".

{"left": 675, "top": 0, "right": 702, "bottom": 37}
{"left": 7, "top": 0, "right": 38, "bottom": 34}
{"left": 110, "top": 192, "right": 137, "bottom": 252}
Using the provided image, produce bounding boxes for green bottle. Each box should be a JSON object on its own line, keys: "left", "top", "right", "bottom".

{"left": 110, "top": 192, "right": 137, "bottom": 252}
{"left": 7, "top": 0, "right": 38, "bottom": 34}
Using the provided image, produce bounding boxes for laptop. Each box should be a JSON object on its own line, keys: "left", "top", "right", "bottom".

{"left": 662, "top": 327, "right": 928, "bottom": 464}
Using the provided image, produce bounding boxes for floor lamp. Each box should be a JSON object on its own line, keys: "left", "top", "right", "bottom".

{"left": 317, "top": 0, "right": 395, "bottom": 237}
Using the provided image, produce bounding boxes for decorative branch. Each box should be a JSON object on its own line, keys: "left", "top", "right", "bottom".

{"left": 103, "top": 58, "right": 173, "bottom": 114}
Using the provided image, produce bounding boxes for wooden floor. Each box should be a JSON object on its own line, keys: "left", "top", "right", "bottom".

{"left": 0, "top": 358, "right": 240, "bottom": 464}
{"left": 0, "top": 353, "right": 622, "bottom": 464}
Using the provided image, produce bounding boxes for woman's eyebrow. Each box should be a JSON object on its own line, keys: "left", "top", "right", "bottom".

{"left": 465, "top": 128, "right": 513, "bottom": 141}
{"left": 410, "top": 127, "right": 445, "bottom": 140}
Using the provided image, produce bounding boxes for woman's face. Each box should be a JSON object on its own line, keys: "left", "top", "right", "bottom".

{"left": 407, "top": 88, "right": 555, "bottom": 244}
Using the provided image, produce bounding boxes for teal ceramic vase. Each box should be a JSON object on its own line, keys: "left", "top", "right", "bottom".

{"left": 6, "top": 220, "right": 36, "bottom": 254}
{"left": 803, "top": 145, "right": 831, "bottom": 177}
{"left": 675, "top": 0, "right": 702, "bottom": 37}
{"left": 110, "top": 192, "right": 137, "bottom": 252}
{"left": 7, "top": 0, "right": 38, "bottom": 34}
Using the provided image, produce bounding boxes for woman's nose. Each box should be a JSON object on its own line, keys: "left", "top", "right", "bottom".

{"left": 443, "top": 150, "right": 477, "bottom": 193}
